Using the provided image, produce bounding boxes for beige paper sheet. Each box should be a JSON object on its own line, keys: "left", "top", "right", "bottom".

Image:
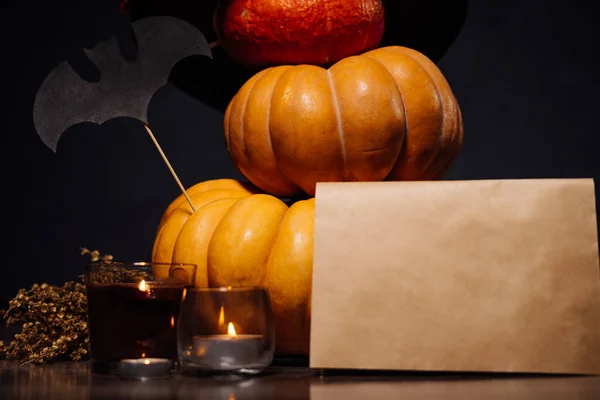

{"left": 309, "top": 179, "right": 600, "bottom": 374}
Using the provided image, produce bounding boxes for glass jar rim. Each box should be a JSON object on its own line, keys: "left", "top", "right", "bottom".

{"left": 184, "top": 286, "right": 266, "bottom": 293}
{"left": 85, "top": 261, "right": 197, "bottom": 268}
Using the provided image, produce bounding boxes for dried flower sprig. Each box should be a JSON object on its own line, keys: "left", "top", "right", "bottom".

{"left": 0, "top": 282, "right": 89, "bottom": 365}
{"left": 79, "top": 247, "right": 148, "bottom": 284}
{"left": 0, "top": 247, "right": 117, "bottom": 365}
{"left": 79, "top": 247, "right": 114, "bottom": 264}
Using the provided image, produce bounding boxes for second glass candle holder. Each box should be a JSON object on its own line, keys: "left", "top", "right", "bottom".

{"left": 177, "top": 287, "right": 275, "bottom": 376}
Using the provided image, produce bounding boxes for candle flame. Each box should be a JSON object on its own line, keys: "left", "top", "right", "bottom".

{"left": 170, "top": 315, "right": 175, "bottom": 328}
{"left": 218, "top": 306, "right": 225, "bottom": 327}
{"left": 227, "top": 322, "right": 237, "bottom": 337}
{"left": 138, "top": 280, "right": 150, "bottom": 292}
{"left": 141, "top": 353, "right": 146, "bottom": 358}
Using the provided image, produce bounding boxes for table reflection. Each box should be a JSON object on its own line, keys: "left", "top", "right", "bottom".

{"left": 0, "top": 361, "right": 315, "bottom": 400}
{"left": 0, "top": 361, "right": 92, "bottom": 399}
{"left": 2, "top": 361, "right": 599, "bottom": 400}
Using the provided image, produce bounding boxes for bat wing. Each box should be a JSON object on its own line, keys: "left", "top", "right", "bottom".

{"left": 33, "top": 16, "right": 212, "bottom": 152}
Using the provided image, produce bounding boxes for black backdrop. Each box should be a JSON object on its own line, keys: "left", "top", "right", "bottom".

{"left": 1, "top": 0, "right": 599, "bottom": 308}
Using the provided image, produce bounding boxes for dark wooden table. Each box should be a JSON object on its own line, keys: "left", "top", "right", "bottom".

{"left": 2, "top": 360, "right": 600, "bottom": 399}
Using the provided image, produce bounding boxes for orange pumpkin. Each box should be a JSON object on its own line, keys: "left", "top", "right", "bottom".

{"left": 224, "top": 45, "right": 463, "bottom": 197}
{"left": 152, "top": 179, "right": 314, "bottom": 356}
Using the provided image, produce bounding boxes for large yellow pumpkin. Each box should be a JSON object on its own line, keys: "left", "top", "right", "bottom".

{"left": 224, "top": 45, "right": 463, "bottom": 197}
{"left": 152, "top": 178, "right": 314, "bottom": 356}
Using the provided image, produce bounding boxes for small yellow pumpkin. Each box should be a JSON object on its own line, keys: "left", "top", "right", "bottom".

{"left": 224, "top": 45, "right": 463, "bottom": 197}
{"left": 152, "top": 179, "right": 314, "bottom": 356}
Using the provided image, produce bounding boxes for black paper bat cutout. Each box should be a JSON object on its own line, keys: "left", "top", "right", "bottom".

{"left": 33, "top": 16, "right": 212, "bottom": 152}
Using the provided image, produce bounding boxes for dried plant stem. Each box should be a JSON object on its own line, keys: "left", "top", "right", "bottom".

{"left": 0, "top": 281, "right": 90, "bottom": 364}
{"left": 143, "top": 123, "right": 196, "bottom": 212}
{"left": 0, "top": 248, "right": 117, "bottom": 364}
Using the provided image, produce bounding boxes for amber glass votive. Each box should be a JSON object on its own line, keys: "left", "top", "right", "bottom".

{"left": 177, "top": 287, "right": 275, "bottom": 376}
{"left": 84, "top": 262, "right": 196, "bottom": 374}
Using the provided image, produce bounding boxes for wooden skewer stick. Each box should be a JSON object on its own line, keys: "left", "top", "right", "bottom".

{"left": 143, "top": 123, "right": 196, "bottom": 213}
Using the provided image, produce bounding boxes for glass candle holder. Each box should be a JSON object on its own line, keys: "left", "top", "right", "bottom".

{"left": 177, "top": 287, "right": 275, "bottom": 376}
{"left": 84, "top": 261, "right": 196, "bottom": 374}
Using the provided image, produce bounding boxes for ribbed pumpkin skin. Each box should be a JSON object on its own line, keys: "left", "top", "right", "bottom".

{"left": 152, "top": 179, "right": 315, "bottom": 356}
{"left": 213, "top": 0, "right": 385, "bottom": 67}
{"left": 224, "top": 46, "right": 464, "bottom": 197}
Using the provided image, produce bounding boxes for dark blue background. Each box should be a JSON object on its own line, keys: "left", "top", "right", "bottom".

{"left": 1, "top": 0, "right": 599, "bottom": 309}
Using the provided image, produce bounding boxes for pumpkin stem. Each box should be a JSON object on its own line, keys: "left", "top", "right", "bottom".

{"left": 282, "top": 192, "right": 313, "bottom": 207}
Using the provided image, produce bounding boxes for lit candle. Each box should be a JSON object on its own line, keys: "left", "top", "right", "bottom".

{"left": 192, "top": 322, "right": 264, "bottom": 370}
{"left": 118, "top": 357, "right": 173, "bottom": 380}
{"left": 86, "top": 279, "right": 187, "bottom": 364}
{"left": 138, "top": 279, "right": 150, "bottom": 293}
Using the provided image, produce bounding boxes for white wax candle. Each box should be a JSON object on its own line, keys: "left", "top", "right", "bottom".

{"left": 118, "top": 358, "right": 172, "bottom": 380}
{"left": 192, "top": 334, "right": 264, "bottom": 369}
